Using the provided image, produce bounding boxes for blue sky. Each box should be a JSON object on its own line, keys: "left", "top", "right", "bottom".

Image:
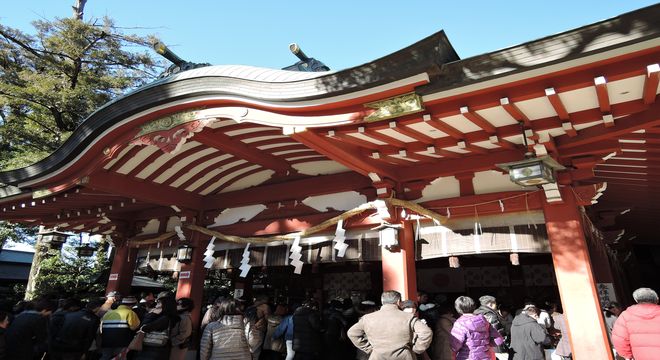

{"left": 1, "top": 1, "right": 657, "bottom": 70}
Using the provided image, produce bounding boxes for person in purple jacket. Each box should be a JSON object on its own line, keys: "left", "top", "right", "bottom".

{"left": 450, "top": 296, "right": 504, "bottom": 360}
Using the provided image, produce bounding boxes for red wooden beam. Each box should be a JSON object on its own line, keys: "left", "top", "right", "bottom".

{"left": 194, "top": 130, "right": 294, "bottom": 175}
{"left": 558, "top": 140, "right": 620, "bottom": 158}
{"left": 142, "top": 145, "right": 204, "bottom": 183}
{"left": 185, "top": 162, "right": 257, "bottom": 194}
{"left": 83, "top": 171, "right": 204, "bottom": 210}
{"left": 545, "top": 87, "right": 570, "bottom": 120}
{"left": 329, "top": 132, "right": 381, "bottom": 150}
{"left": 211, "top": 167, "right": 269, "bottom": 194}
{"left": 161, "top": 152, "right": 231, "bottom": 187}
{"left": 426, "top": 145, "right": 462, "bottom": 158}
{"left": 423, "top": 114, "right": 464, "bottom": 139}
{"left": 460, "top": 106, "right": 497, "bottom": 134}
{"left": 204, "top": 171, "right": 372, "bottom": 210}
{"left": 125, "top": 149, "right": 164, "bottom": 179}
{"left": 291, "top": 129, "right": 399, "bottom": 180}
{"left": 368, "top": 151, "right": 417, "bottom": 167}
{"left": 489, "top": 135, "right": 518, "bottom": 150}
{"left": 500, "top": 97, "right": 532, "bottom": 127}
{"left": 399, "top": 150, "right": 523, "bottom": 182}
{"left": 594, "top": 76, "right": 611, "bottom": 113}
{"left": 643, "top": 64, "right": 659, "bottom": 105}
{"left": 105, "top": 146, "right": 143, "bottom": 173}
{"left": 424, "top": 49, "right": 658, "bottom": 113}
{"left": 557, "top": 103, "right": 660, "bottom": 149}
{"left": 362, "top": 127, "right": 409, "bottom": 148}
{"left": 460, "top": 141, "right": 489, "bottom": 155}
{"left": 340, "top": 99, "right": 648, "bottom": 153}
{"left": 387, "top": 122, "right": 435, "bottom": 144}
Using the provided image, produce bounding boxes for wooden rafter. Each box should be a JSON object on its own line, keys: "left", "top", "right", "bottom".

{"left": 204, "top": 172, "right": 372, "bottom": 210}
{"left": 398, "top": 150, "right": 523, "bottom": 182}
{"left": 500, "top": 97, "right": 532, "bottom": 127}
{"left": 460, "top": 106, "right": 497, "bottom": 134}
{"left": 328, "top": 132, "right": 381, "bottom": 150}
{"left": 105, "top": 146, "right": 142, "bottom": 173}
{"left": 194, "top": 130, "right": 294, "bottom": 175}
{"left": 191, "top": 162, "right": 261, "bottom": 194}
{"left": 594, "top": 76, "right": 611, "bottom": 113}
{"left": 386, "top": 121, "right": 435, "bottom": 144}
{"left": 291, "top": 129, "right": 399, "bottom": 180}
{"left": 82, "top": 172, "right": 204, "bottom": 210}
{"left": 545, "top": 87, "right": 570, "bottom": 120}
{"left": 362, "top": 127, "right": 409, "bottom": 147}
{"left": 643, "top": 64, "right": 660, "bottom": 105}
{"left": 557, "top": 103, "right": 660, "bottom": 149}
{"left": 161, "top": 152, "right": 228, "bottom": 187}
{"left": 142, "top": 145, "right": 205, "bottom": 183}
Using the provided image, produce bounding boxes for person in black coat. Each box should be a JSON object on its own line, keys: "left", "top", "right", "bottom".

{"left": 50, "top": 300, "right": 103, "bottom": 360}
{"left": 510, "top": 305, "right": 548, "bottom": 360}
{"left": 322, "top": 300, "right": 351, "bottom": 360}
{"left": 6, "top": 298, "right": 56, "bottom": 359}
{"left": 133, "top": 295, "right": 180, "bottom": 360}
{"left": 292, "top": 300, "right": 322, "bottom": 360}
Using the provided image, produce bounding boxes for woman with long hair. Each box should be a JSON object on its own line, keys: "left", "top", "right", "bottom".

{"left": 200, "top": 298, "right": 252, "bottom": 360}
{"left": 133, "top": 295, "right": 180, "bottom": 360}
{"left": 170, "top": 298, "right": 194, "bottom": 360}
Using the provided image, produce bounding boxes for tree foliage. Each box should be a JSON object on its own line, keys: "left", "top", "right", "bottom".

{"left": 0, "top": 14, "right": 162, "bottom": 171}
{"left": 32, "top": 240, "right": 110, "bottom": 300}
{"left": 0, "top": 3, "right": 163, "bottom": 245}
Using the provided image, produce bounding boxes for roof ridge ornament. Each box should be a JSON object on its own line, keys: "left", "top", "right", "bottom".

{"left": 153, "top": 41, "right": 211, "bottom": 78}
{"left": 282, "top": 43, "right": 330, "bottom": 72}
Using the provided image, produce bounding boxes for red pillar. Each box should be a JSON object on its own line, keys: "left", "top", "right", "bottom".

{"left": 105, "top": 242, "right": 137, "bottom": 296}
{"left": 176, "top": 233, "right": 206, "bottom": 332}
{"left": 381, "top": 220, "right": 417, "bottom": 301}
{"left": 543, "top": 187, "right": 613, "bottom": 360}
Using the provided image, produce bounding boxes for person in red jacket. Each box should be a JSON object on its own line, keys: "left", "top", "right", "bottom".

{"left": 612, "top": 287, "right": 660, "bottom": 360}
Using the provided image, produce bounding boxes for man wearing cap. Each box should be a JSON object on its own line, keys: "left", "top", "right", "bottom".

{"left": 100, "top": 296, "right": 140, "bottom": 360}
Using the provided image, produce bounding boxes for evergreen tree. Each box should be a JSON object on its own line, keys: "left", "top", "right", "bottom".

{"left": 0, "top": 1, "right": 162, "bottom": 245}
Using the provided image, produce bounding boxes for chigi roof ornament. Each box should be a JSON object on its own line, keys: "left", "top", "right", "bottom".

{"left": 153, "top": 41, "right": 210, "bottom": 78}
{"left": 282, "top": 43, "right": 330, "bottom": 72}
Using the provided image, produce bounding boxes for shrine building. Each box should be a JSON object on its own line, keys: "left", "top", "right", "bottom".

{"left": 1, "top": 4, "right": 659, "bottom": 359}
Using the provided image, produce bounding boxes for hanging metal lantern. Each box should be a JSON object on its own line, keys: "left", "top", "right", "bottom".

{"left": 39, "top": 230, "right": 71, "bottom": 250}
{"left": 177, "top": 244, "right": 194, "bottom": 263}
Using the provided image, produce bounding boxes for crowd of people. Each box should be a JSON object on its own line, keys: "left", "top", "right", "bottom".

{"left": 0, "top": 286, "right": 658, "bottom": 360}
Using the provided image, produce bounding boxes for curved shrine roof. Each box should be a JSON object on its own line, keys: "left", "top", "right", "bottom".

{"left": 0, "top": 4, "right": 658, "bottom": 242}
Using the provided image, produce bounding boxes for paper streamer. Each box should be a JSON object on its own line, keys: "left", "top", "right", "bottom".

{"left": 203, "top": 237, "right": 216, "bottom": 269}
{"left": 239, "top": 243, "right": 252, "bottom": 278}
{"left": 289, "top": 236, "right": 304, "bottom": 274}
{"left": 333, "top": 219, "right": 349, "bottom": 258}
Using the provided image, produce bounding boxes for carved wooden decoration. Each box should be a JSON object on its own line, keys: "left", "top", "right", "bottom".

{"left": 363, "top": 93, "right": 424, "bottom": 122}
{"left": 130, "top": 111, "right": 215, "bottom": 154}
